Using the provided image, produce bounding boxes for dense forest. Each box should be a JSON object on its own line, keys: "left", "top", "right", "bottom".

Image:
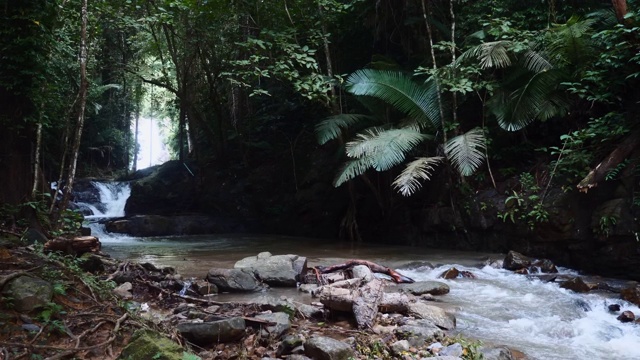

{"left": 1, "top": 0, "right": 639, "bottom": 260}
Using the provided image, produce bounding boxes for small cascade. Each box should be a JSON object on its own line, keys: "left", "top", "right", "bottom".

{"left": 79, "top": 181, "right": 131, "bottom": 242}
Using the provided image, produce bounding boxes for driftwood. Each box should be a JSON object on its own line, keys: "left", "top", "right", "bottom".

{"left": 352, "top": 278, "right": 384, "bottom": 329}
{"left": 315, "top": 259, "right": 414, "bottom": 284}
{"left": 44, "top": 236, "right": 101, "bottom": 255}
{"left": 317, "top": 286, "right": 412, "bottom": 315}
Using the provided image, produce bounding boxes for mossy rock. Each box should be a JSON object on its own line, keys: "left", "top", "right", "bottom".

{"left": 118, "top": 330, "right": 200, "bottom": 360}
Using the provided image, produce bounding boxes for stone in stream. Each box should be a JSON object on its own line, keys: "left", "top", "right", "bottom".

{"left": 503, "top": 251, "right": 532, "bottom": 271}
{"left": 393, "top": 281, "right": 450, "bottom": 296}
{"left": 617, "top": 311, "right": 635, "bottom": 323}
{"left": 234, "top": 252, "right": 307, "bottom": 287}
{"left": 206, "top": 268, "right": 262, "bottom": 292}
{"left": 479, "top": 345, "right": 516, "bottom": 360}
{"left": 255, "top": 312, "right": 291, "bottom": 339}
{"left": 2, "top": 276, "right": 53, "bottom": 312}
{"left": 351, "top": 264, "right": 374, "bottom": 282}
{"left": 621, "top": 286, "right": 640, "bottom": 307}
{"left": 176, "top": 317, "right": 246, "bottom": 345}
{"left": 304, "top": 336, "right": 354, "bottom": 360}
{"left": 608, "top": 304, "right": 621, "bottom": 312}
{"left": 439, "top": 267, "right": 459, "bottom": 279}
{"left": 559, "top": 277, "right": 591, "bottom": 293}
{"left": 531, "top": 259, "right": 558, "bottom": 273}
{"left": 440, "top": 343, "right": 464, "bottom": 357}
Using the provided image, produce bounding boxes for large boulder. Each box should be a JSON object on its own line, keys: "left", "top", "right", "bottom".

{"left": 118, "top": 330, "right": 198, "bottom": 360}
{"left": 176, "top": 317, "right": 246, "bottom": 345}
{"left": 304, "top": 336, "right": 354, "bottom": 360}
{"left": 406, "top": 302, "right": 456, "bottom": 330}
{"left": 206, "top": 268, "right": 261, "bottom": 292}
{"left": 621, "top": 286, "right": 640, "bottom": 306}
{"left": 502, "top": 251, "right": 532, "bottom": 271}
{"left": 234, "top": 252, "right": 307, "bottom": 287}
{"left": 105, "top": 215, "right": 241, "bottom": 237}
{"left": 559, "top": 277, "right": 591, "bottom": 293}
{"left": 1, "top": 276, "right": 53, "bottom": 312}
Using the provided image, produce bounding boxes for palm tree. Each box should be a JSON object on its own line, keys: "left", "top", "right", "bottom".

{"left": 316, "top": 69, "right": 486, "bottom": 196}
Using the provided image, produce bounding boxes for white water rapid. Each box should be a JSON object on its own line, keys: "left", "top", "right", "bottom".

{"left": 400, "top": 264, "right": 640, "bottom": 360}
{"left": 81, "top": 181, "right": 131, "bottom": 242}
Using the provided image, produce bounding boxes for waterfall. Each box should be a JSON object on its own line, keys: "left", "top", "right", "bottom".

{"left": 79, "top": 181, "right": 131, "bottom": 242}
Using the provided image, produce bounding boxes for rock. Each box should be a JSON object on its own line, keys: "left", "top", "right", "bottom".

{"left": 559, "top": 277, "right": 591, "bottom": 293}
{"left": 395, "top": 319, "right": 444, "bottom": 347}
{"left": 2, "top": 276, "right": 53, "bottom": 312}
{"left": 118, "top": 329, "right": 197, "bottom": 360}
{"left": 206, "top": 268, "right": 261, "bottom": 292}
{"left": 532, "top": 259, "right": 558, "bottom": 273}
{"left": 277, "top": 334, "right": 306, "bottom": 357}
{"left": 479, "top": 345, "right": 515, "bottom": 360}
{"left": 440, "top": 343, "right": 463, "bottom": 357}
{"left": 390, "top": 339, "right": 410, "bottom": 355}
{"left": 431, "top": 357, "right": 463, "bottom": 360}
{"left": 23, "top": 228, "right": 48, "bottom": 245}
{"left": 617, "top": 311, "right": 635, "bottom": 323}
{"left": 406, "top": 302, "right": 456, "bottom": 330}
{"left": 21, "top": 324, "right": 41, "bottom": 332}
{"left": 621, "top": 286, "right": 640, "bottom": 306}
{"left": 298, "top": 284, "right": 319, "bottom": 293}
{"left": 193, "top": 280, "right": 218, "bottom": 295}
{"left": 503, "top": 251, "right": 531, "bottom": 271}
{"left": 177, "top": 317, "right": 246, "bottom": 345}
{"left": 608, "top": 304, "right": 621, "bottom": 312}
{"left": 78, "top": 253, "right": 105, "bottom": 273}
{"left": 234, "top": 252, "right": 307, "bottom": 287}
{"left": 255, "top": 312, "right": 291, "bottom": 339}
{"left": 351, "top": 265, "right": 375, "bottom": 282}
{"left": 304, "top": 336, "right": 354, "bottom": 360}
{"left": 395, "top": 281, "right": 450, "bottom": 296}
{"left": 296, "top": 303, "right": 324, "bottom": 319}
{"left": 113, "top": 282, "right": 133, "bottom": 299}
{"left": 439, "top": 267, "right": 459, "bottom": 279}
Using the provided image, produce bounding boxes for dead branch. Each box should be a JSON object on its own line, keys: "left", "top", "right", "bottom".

{"left": 315, "top": 260, "right": 414, "bottom": 283}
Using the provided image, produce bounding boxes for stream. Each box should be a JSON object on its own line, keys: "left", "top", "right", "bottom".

{"left": 81, "top": 181, "right": 640, "bottom": 360}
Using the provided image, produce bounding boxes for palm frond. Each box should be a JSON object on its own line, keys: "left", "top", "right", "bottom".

{"left": 346, "top": 127, "right": 428, "bottom": 171}
{"left": 444, "top": 128, "right": 486, "bottom": 176}
{"left": 458, "top": 41, "right": 513, "bottom": 69}
{"left": 393, "top": 157, "right": 444, "bottom": 196}
{"left": 521, "top": 50, "right": 553, "bottom": 73}
{"left": 315, "top": 114, "right": 374, "bottom": 145}
{"left": 346, "top": 69, "right": 441, "bottom": 129}
{"left": 333, "top": 157, "right": 373, "bottom": 187}
{"left": 547, "top": 16, "right": 595, "bottom": 68}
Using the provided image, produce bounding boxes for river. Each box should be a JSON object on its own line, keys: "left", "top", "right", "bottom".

{"left": 81, "top": 181, "right": 640, "bottom": 360}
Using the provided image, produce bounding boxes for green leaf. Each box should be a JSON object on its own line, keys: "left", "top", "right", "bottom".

{"left": 393, "top": 157, "right": 444, "bottom": 196}
{"left": 444, "top": 128, "right": 486, "bottom": 176}
{"left": 315, "top": 114, "right": 374, "bottom": 145}
{"left": 346, "top": 127, "right": 429, "bottom": 171}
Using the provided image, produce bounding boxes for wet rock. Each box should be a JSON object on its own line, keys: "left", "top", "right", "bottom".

{"left": 277, "top": 334, "right": 306, "bottom": 357}
{"left": 621, "top": 286, "right": 640, "bottom": 306}
{"left": 234, "top": 252, "right": 307, "bottom": 287}
{"left": 2, "top": 276, "right": 53, "bottom": 312}
{"left": 439, "top": 267, "right": 459, "bottom": 279}
{"left": 193, "top": 280, "right": 218, "bottom": 295}
{"left": 298, "top": 284, "right": 319, "bottom": 293}
{"left": 255, "top": 312, "right": 291, "bottom": 339}
{"left": 206, "top": 268, "right": 261, "bottom": 292}
{"left": 113, "top": 282, "right": 133, "bottom": 299}
{"left": 559, "top": 277, "right": 591, "bottom": 293}
{"left": 304, "top": 336, "right": 354, "bottom": 360}
{"left": 119, "top": 329, "right": 197, "bottom": 360}
{"left": 351, "top": 265, "right": 375, "bottom": 282}
{"left": 459, "top": 270, "right": 477, "bottom": 279}
{"left": 503, "top": 251, "right": 531, "bottom": 271}
{"left": 395, "top": 319, "right": 444, "bottom": 347}
{"left": 406, "top": 302, "right": 456, "bottom": 330}
{"left": 431, "top": 356, "right": 463, "bottom": 360}
{"left": 296, "top": 303, "right": 324, "bottom": 319}
{"left": 514, "top": 268, "right": 529, "bottom": 275}
{"left": 440, "top": 343, "right": 463, "bottom": 357}
{"left": 479, "top": 345, "right": 515, "bottom": 360}
{"left": 608, "top": 304, "right": 621, "bottom": 312}
{"left": 532, "top": 259, "right": 558, "bottom": 273}
{"left": 617, "top": 311, "right": 635, "bottom": 323}
{"left": 395, "top": 281, "right": 450, "bottom": 296}
{"left": 177, "top": 317, "right": 246, "bottom": 345}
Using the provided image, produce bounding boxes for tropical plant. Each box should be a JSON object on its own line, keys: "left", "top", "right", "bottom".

{"left": 316, "top": 69, "right": 487, "bottom": 196}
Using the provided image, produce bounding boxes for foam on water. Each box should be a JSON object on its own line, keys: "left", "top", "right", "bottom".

{"left": 399, "top": 264, "right": 640, "bottom": 360}
{"left": 82, "top": 181, "right": 133, "bottom": 243}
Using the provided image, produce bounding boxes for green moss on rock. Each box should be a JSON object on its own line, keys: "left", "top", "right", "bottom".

{"left": 118, "top": 330, "right": 200, "bottom": 360}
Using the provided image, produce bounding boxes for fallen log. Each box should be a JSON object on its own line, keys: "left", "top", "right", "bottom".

{"left": 353, "top": 278, "right": 384, "bottom": 329}
{"left": 315, "top": 260, "right": 414, "bottom": 284}
{"left": 44, "top": 236, "right": 101, "bottom": 255}
{"left": 317, "top": 286, "right": 412, "bottom": 314}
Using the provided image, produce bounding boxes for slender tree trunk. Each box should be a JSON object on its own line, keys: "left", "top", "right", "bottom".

{"left": 449, "top": 0, "right": 458, "bottom": 128}
{"left": 32, "top": 123, "right": 42, "bottom": 198}
{"left": 612, "top": 0, "right": 628, "bottom": 24}
{"left": 421, "top": 0, "right": 446, "bottom": 141}
{"left": 132, "top": 94, "right": 140, "bottom": 172}
{"left": 59, "top": 0, "right": 88, "bottom": 213}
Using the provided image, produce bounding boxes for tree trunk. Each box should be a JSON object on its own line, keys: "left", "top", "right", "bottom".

{"left": 577, "top": 129, "right": 640, "bottom": 192}
{"left": 132, "top": 90, "right": 140, "bottom": 172}
{"left": 612, "top": 0, "right": 628, "bottom": 23}
{"left": 44, "top": 236, "right": 101, "bottom": 255}
{"left": 59, "top": 0, "right": 89, "bottom": 213}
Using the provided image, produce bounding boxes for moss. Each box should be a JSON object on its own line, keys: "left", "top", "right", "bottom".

{"left": 119, "top": 330, "right": 200, "bottom": 360}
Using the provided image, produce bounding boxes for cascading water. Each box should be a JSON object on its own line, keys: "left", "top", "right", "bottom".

{"left": 399, "top": 264, "right": 640, "bottom": 360}
{"left": 79, "top": 181, "right": 131, "bottom": 242}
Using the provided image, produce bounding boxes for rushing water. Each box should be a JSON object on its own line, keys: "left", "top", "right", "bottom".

{"left": 83, "top": 181, "right": 640, "bottom": 360}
